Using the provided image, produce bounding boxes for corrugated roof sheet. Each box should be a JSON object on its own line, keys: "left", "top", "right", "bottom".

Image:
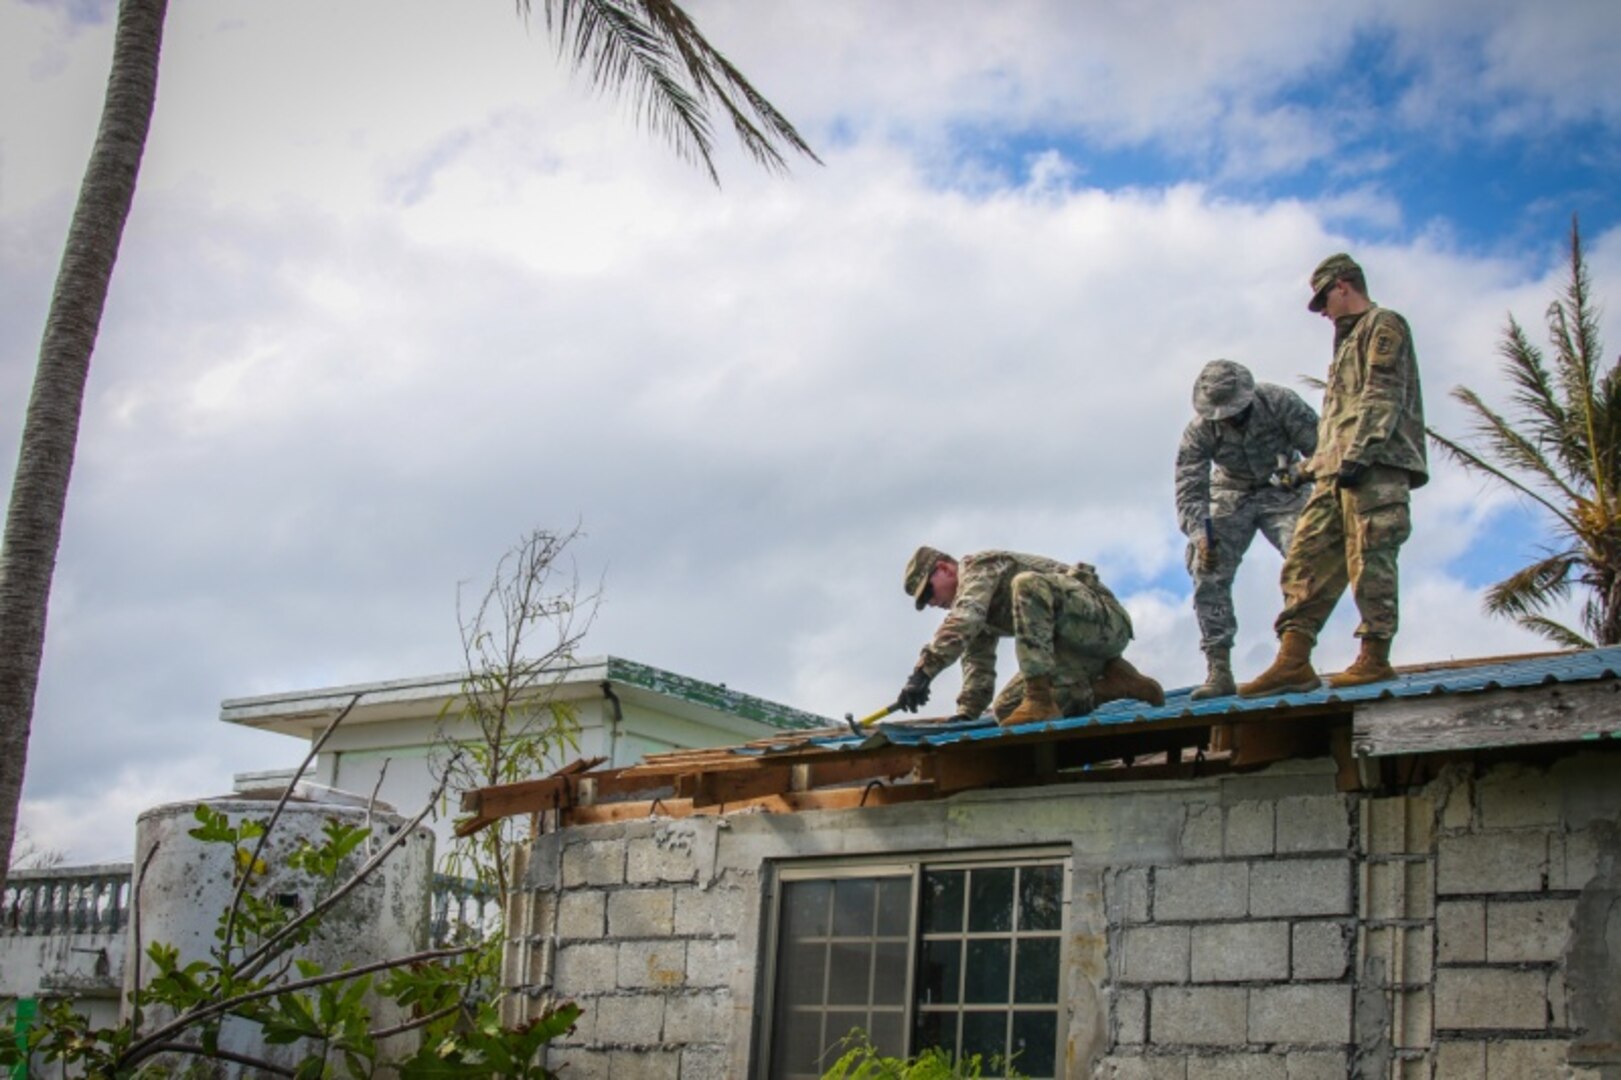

{"left": 748, "top": 645, "right": 1621, "bottom": 756}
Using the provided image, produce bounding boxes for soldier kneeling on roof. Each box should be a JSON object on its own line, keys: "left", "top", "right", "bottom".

{"left": 897, "top": 546, "right": 1166, "bottom": 728}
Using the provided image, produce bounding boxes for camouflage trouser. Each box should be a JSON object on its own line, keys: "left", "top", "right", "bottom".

{"left": 1274, "top": 466, "right": 1412, "bottom": 641}
{"left": 1187, "top": 486, "right": 1308, "bottom": 652}
{"left": 989, "top": 570, "right": 1134, "bottom": 721}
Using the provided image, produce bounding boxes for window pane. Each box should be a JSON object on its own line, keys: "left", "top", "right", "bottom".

{"left": 961, "top": 1010, "right": 1008, "bottom": 1067}
{"left": 876, "top": 877, "right": 911, "bottom": 936}
{"left": 873, "top": 939, "right": 909, "bottom": 1004}
{"left": 1018, "top": 865, "right": 1064, "bottom": 931}
{"left": 1015, "top": 938, "right": 1059, "bottom": 1004}
{"left": 770, "top": 1008, "right": 825, "bottom": 1079}
{"left": 779, "top": 941, "right": 827, "bottom": 1006}
{"left": 968, "top": 868, "right": 1014, "bottom": 932}
{"left": 824, "top": 1011, "right": 867, "bottom": 1064}
{"left": 964, "top": 939, "right": 1011, "bottom": 1003}
{"left": 827, "top": 940, "right": 873, "bottom": 1005}
{"left": 783, "top": 880, "right": 832, "bottom": 938}
{"left": 918, "top": 938, "right": 962, "bottom": 1005}
{"left": 922, "top": 869, "right": 965, "bottom": 933}
{"left": 869, "top": 1009, "right": 905, "bottom": 1058}
{"left": 833, "top": 878, "right": 876, "bottom": 937}
{"left": 1011, "top": 1010, "right": 1058, "bottom": 1078}
{"left": 914, "top": 1010, "right": 958, "bottom": 1059}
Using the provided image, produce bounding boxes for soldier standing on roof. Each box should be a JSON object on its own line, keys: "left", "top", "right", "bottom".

{"left": 895, "top": 546, "right": 1165, "bottom": 728}
{"left": 1175, "top": 360, "right": 1319, "bottom": 699}
{"left": 1240, "top": 253, "right": 1428, "bottom": 697}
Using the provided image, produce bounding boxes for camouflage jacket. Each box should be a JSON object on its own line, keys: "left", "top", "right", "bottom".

{"left": 1174, "top": 383, "right": 1319, "bottom": 536}
{"left": 1312, "top": 305, "right": 1428, "bottom": 487}
{"left": 916, "top": 550, "right": 1102, "bottom": 716}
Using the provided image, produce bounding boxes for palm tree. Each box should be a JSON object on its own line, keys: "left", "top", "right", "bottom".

{"left": 1429, "top": 216, "right": 1621, "bottom": 649}
{"left": 0, "top": 0, "right": 817, "bottom": 887}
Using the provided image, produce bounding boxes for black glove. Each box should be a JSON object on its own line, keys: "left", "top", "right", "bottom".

{"left": 897, "top": 669, "right": 932, "bottom": 713}
{"left": 1335, "top": 460, "right": 1370, "bottom": 490}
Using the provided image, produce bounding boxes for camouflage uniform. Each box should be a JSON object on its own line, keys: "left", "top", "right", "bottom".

{"left": 913, "top": 550, "right": 1134, "bottom": 720}
{"left": 1175, "top": 372, "right": 1318, "bottom": 652}
{"left": 1276, "top": 301, "right": 1427, "bottom": 641}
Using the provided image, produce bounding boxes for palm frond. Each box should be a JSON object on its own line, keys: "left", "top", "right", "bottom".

{"left": 520, "top": 0, "right": 817, "bottom": 184}
{"left": 1482, "top": 551, "right": 1579, "bottom": 620}
{"left": 1437, "top": 388, "right": 1586, "bottom": 523}
{"left": 1496, "top": 317, "right": 1570, "bottom": 466}
{"left": 1515, "top": 614, "right": 1593, "bottom": 650}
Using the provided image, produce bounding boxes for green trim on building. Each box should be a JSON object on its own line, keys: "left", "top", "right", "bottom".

{"left": 605, "top": 658, "right": 828, "bottom": 731}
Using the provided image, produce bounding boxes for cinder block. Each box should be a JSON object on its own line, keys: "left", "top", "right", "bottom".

{"left": 1434, "top": 1040, "right": 1485, "bottom": 1080}
{"left": 1359, "top": 925, "right": 1433, "bottom": 986}
{"left": 1095, "top": 1055, "right": 1188, "bottom": 1079}
{"left": 606, "top": 1048, "right": 680, "bottom": 1079}
{"left": 1285, "top": 1050, "right": 1348, "bottom": 1080}
{"left": 1552, "top": 829, "right": 1600, "bottom": 890}
{"left": 1182, "top": 802, "right": 1223, "bottom": 860}
{"left": 1434, "top": 968, "right": 1546, "bottom": 1030}
{"left": 1362, "top": 857, "right": 1434, "bottom": 920}
{"left": 1108, "top": 867, "right": 1152, "bottom": 925}
{"left": 1291, "top": 921, "right": 1349, "bottom": 980}
{"left": 557, "top": 890, "right": 606, "bottom": 938}
{"left": 1435, "top": 900, "right": 1485, "bottom": 962}
{"left": 556, "top": 942, "right": 619, "bottom": 995}
{"left": 663, "top": 992, "right": 731, "bottom": 1044}
{"left": 1362, "top": 795, "right": 1435, "bottom": 856}
{"left": 549, "top": 1047, "right": 611, "bottom": 1079}
{"left": 1115, "top": 988, "right": 1146, "bottom": 1045}
{"left": 1438, "top": 769, "right": 1475, "bottom": 831}
{"left": 553, "top": 993, "right": 598, "bottom": 1045}
{"left": 674, "top": 884, "right": 745, "bottom": 937}
{"left": 678, "top": 1045, "right": 731, "bottom": 1080}
{"left": 562, "top": 839, "right": 627, "bottom": 888}
{"left": 1200, "top": 1053, "right": 1286, "bottom": 1079}
{"left": 683, "top": 938, "right": 736, "bottom": 989}
{"left": 607, "top": 888, "right": 675, "bottom": 938}
{"left": 1150, "top": 986, "right": 1248, "bottom": 1045}
{"left": 1478, "top": 766, "right": 1561, "bottom": 829}
{"left": 1437, "top": 832, "right": 1547, "bottom": 895}
{"left": 1120, "top": 925, "right": 1190, "bottom": 984}
{"left": 1487, "top": 1039, "right": 1567, "bottom": 1078}
{"left": 1549, "top": 969, "right": 1568, "bottom": 1029}
{"left": 1396, "top": 988, "right": 1433, "bottom": 1049}
{"left": 1249, "top": 858, "right": 1352, "bottom": 917}
{"left": 618, "top": 940, "right": 687, "bottom": 990}
{"left": 592, "top": 994, "right": 665, "bottom": 1045}
{"left": 1249, "top": 984, "right": 1353, "bottom": 1045}
{"left": 1155, "top": 862, "right": 1248, "bottom": 921}
{"left": 1275, "top": 796, "right": 1350, "bottom": 854}
{"left": 1226, "top": 801, "right": 1276, "bottom": 857}
{"left": 1486, "top": 897, "right": 1576, "bottom": 963}
{"left": 1190, "top": 921, "right": 1289, "bottom": 983}
{"left": 627, "top": 833, "right": 699, "bottom": 884}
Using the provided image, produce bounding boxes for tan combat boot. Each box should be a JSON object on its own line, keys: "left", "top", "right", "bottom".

{"left": 1093, "top": 657, "right": 1166, "bottom": 707}
{"left": 1237, "top": 630, "right": 1320, "bottom": 697}
{"left": 1001, "top": 676, "right": 1061, "bottom": 727}
{"left": 1190, "top": 648, "right": 1236, "bottom": 701}
{"left": 1327, "top": 637, "right": 1395, "bottom": 689}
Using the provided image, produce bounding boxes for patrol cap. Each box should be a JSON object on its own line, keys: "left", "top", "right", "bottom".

{"left": 904, "top": 545, "right": 949, "bottom": 610}
{"left": 1192, "top": 359, "right": 1255, "bottom": 421}
{"left": 1308, "top": 253, "right": 1362, "bottom": 312}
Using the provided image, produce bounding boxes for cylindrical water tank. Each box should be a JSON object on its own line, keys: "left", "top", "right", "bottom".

{"left": 126, "top": 792, "right": 436, "bottom": 1074}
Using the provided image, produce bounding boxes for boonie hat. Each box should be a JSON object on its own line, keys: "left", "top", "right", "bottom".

{"left": 1308, "top": 253, "right": 1362, "bottom": 312}
{"left": 904, "top": 545, "right": 948, "bottom": 610}
{"left": 1192, "top": 359, "right": 1255, "bottom": 421}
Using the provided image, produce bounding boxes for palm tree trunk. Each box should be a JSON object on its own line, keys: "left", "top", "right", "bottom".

{"left": 0, "top": 0, "right": 167, "bottom": 888}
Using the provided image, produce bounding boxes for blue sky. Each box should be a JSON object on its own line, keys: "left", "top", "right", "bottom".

{"left": 2, "top": 0, "right": 1620, "bottom": 861}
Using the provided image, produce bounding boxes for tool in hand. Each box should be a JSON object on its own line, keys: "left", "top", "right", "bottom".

{"left": 1199, "top": 516, "right": 1217, "bottom": 573}
{"left": 844, "top": 702, "right": 901, "bottom": 737}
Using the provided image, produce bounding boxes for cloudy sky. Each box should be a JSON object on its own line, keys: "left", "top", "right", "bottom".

{"left": 4, "top": 0, "right": 1620, "bottom": 863}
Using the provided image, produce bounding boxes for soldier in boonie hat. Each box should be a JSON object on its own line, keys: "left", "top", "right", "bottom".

{"left": 1192, "top": 359, "right": 1256, "bottom": 422}
{"left": 1307, "top": 253, "right": 1363, "bottom": 313}
{"left": 903, "top": 545, "right": 948, "bottom": 610}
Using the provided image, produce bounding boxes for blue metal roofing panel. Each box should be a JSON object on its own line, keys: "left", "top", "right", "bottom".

{"left": 784, "top": 646, "right": 1621, "bottom": 755}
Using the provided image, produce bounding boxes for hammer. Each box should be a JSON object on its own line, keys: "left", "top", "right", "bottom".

{"left": 843, "top": 701, "right": 901, "bottom": 737}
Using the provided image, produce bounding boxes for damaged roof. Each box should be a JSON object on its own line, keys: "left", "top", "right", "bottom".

{"left": 461, "top": 646, "right": 1621, "bottom": 833}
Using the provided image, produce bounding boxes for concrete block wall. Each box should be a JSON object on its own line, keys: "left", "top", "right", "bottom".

{"left": 501, "top": 750, "right": 1621, "bottom": 1079}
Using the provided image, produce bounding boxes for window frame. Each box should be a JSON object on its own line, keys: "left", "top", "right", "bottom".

{"left": 755, "top": 846, "right": 1070, "bottom": 1079}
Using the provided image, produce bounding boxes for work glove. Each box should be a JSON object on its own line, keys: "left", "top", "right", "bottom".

{"left": 1334, "top": 460, "right": 1370, "bottom": 491}
{"left": 896, "top": 669, "right": 932, "bottom": 713}
{"left": 1270, "top": 458, "right": 1310, "bottom": 491}
{"left": 1196, "top": 534, "right": 1217, "bottom": 574}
